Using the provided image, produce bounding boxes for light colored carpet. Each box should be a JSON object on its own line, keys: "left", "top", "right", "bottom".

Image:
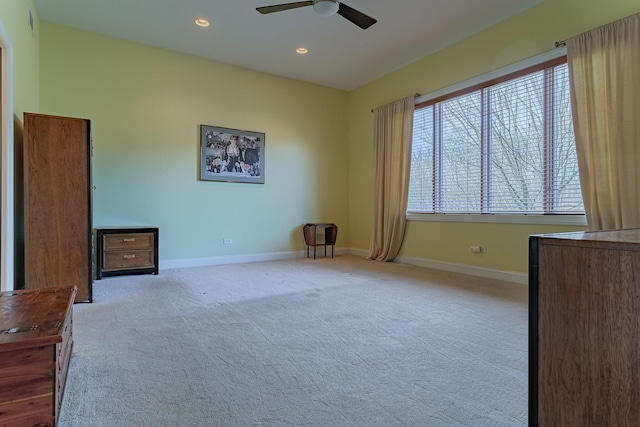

{"left": 59, "top": 255, "right": 528, "bottom": 427}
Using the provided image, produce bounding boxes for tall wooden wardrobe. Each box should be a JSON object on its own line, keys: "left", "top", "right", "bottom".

{"left": 23, "top": 113, "right": 93, "bottom": 302}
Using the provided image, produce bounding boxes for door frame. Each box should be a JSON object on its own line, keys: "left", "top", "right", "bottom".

{"left": 0, "top": 17, "right": 15, "bottom": 291}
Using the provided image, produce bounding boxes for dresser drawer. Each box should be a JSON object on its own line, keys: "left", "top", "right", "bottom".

{"left": 103, "top": 250, "right": 154, "bottom": 271}
{"left": 103, "top": 233, "right": 154, "bottom": 251}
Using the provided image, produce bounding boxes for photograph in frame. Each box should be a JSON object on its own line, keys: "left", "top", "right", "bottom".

{"left": 200, "top": 125, "right": 265, "bottom": 184}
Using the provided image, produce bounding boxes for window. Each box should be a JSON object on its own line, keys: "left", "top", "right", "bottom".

{"left": 408, "top": 54, "right": 584, "bottom": 218}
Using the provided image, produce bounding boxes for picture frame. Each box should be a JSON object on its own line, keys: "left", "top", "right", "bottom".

{"left": 200, "top": 125, "right": 265, "bottom": 184}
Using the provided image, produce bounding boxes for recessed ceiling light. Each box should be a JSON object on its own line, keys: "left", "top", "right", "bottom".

{"left": 296, "top": 47, "right": 308, "bottom": 54}
{"left": 195, "top": 18, "right": 210, "bottom": 28}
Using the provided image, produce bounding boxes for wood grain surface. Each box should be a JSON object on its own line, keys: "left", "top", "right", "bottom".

{"left": 103, "top": 232, "right": 154, "bottom": 251}
{"left": 532, "top": 230, "right": 640, "bottom": 426}
{"left": 0, "top": 287, "right": 76, "bottom": 426}
{"left": 23, "top": 113, "right": 92, "bottom": 302}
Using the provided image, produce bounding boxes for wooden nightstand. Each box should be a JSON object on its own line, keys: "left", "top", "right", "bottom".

{"left": 95, "top": 227, "right": 159, "bottom": 279}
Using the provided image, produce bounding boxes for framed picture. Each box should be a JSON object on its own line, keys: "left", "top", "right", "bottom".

{"left": 200, "top": 125, "right": 265, "bottom": 184}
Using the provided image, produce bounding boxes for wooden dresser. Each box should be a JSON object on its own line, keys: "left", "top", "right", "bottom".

{"left": 529, "top": 229, "right": 640, "bottom": 426}
{"left": 0, "top": 286, "right": 76, "bottom": 427}
{"left": 96, "top": 227, "right": 159, "bottom": 279}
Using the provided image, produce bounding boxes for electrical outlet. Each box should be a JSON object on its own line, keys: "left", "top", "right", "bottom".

{"left": 223, "top": 238, "right": 232, "bottom": 245}
{"left": 470, "top": 246, "right": 486, "bottom": 253}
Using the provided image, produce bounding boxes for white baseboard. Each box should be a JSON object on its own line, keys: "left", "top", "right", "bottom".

{"left": 160, "top": 248, "right": 350, "bottom": 270}
{"left": 160, "top": 251, "right": 300, "bottom": 270}
{"left": 160, "top": 248, "right": 525, "bottom": 285}
{"left": 348, "top": 248, "right": 527, "bottom": 285}
{"left": 349, "top": 248, "right": 369, "bottom": 258}
{"left": 394, "top": 254, "right": 527, "bottom": 284}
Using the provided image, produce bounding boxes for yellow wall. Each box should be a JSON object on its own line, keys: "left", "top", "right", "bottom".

{"left": 0, "top": 1, "right": 40, "bottom": 289}
{"left": 347, "top": 0, "right": 640, "bottom": 273}
{"left": 8, "top": 0, "right": 640, "bottom": 273}
{"left": 0, "top": 0, "right": 39, "bottom": 117}
{"left": 38, "top": 23, "right": 348, "bottom": 262}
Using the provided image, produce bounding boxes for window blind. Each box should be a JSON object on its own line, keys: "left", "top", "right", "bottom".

{"left": 408, "top": 59, "right": 584, "bottom": 215}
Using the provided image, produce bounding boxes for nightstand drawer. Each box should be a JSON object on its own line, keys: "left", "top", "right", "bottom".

{"left": 103, "top": 233, "right": 154, "bottom": 251}
{"left": 103, "top": 250, "right": 154, "bottom": 271}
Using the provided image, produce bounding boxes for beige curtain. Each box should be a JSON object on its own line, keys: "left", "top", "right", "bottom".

{"left": 566, "top": 13, "right": 640, "bottom": 230}
{"left": 367, "top": 96, "right": 414, "bottom": 261}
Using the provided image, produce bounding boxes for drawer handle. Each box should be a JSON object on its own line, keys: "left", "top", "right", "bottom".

{"left": 123, "top": 254, "right": 136, "bottom": 259}
{"left": 123, "top": 237, "right": 136, "bottom": 242}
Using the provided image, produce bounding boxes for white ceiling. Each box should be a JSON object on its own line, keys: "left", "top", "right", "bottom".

{"left": 34, "top": 0, "right": 541, "bottom": 91}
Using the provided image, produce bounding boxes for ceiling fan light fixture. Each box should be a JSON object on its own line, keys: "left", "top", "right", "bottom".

{"left": 313, "top": 0, "right": 339, "bottom": 17}
{"left": 194, "top": 18, "right": 210, "bottom": 28}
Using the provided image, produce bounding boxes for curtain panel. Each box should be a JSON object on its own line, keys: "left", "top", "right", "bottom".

{"left": 367, "top": 96, "right": 414, "bottom": 261}
{"left": 567, "top": 13, "right": 640, "bottom": 230}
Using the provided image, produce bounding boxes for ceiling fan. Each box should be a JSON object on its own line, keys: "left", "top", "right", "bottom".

{"left": 256, "top": 0, "right": 377, "bottom": 30}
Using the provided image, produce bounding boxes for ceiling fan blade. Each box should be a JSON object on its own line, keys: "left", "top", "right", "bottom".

{"left": 337, "top": 2, "right": 377, "bottom": 29}
{"left": 256, "top": 1, "right": 313, "bottom": 14}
